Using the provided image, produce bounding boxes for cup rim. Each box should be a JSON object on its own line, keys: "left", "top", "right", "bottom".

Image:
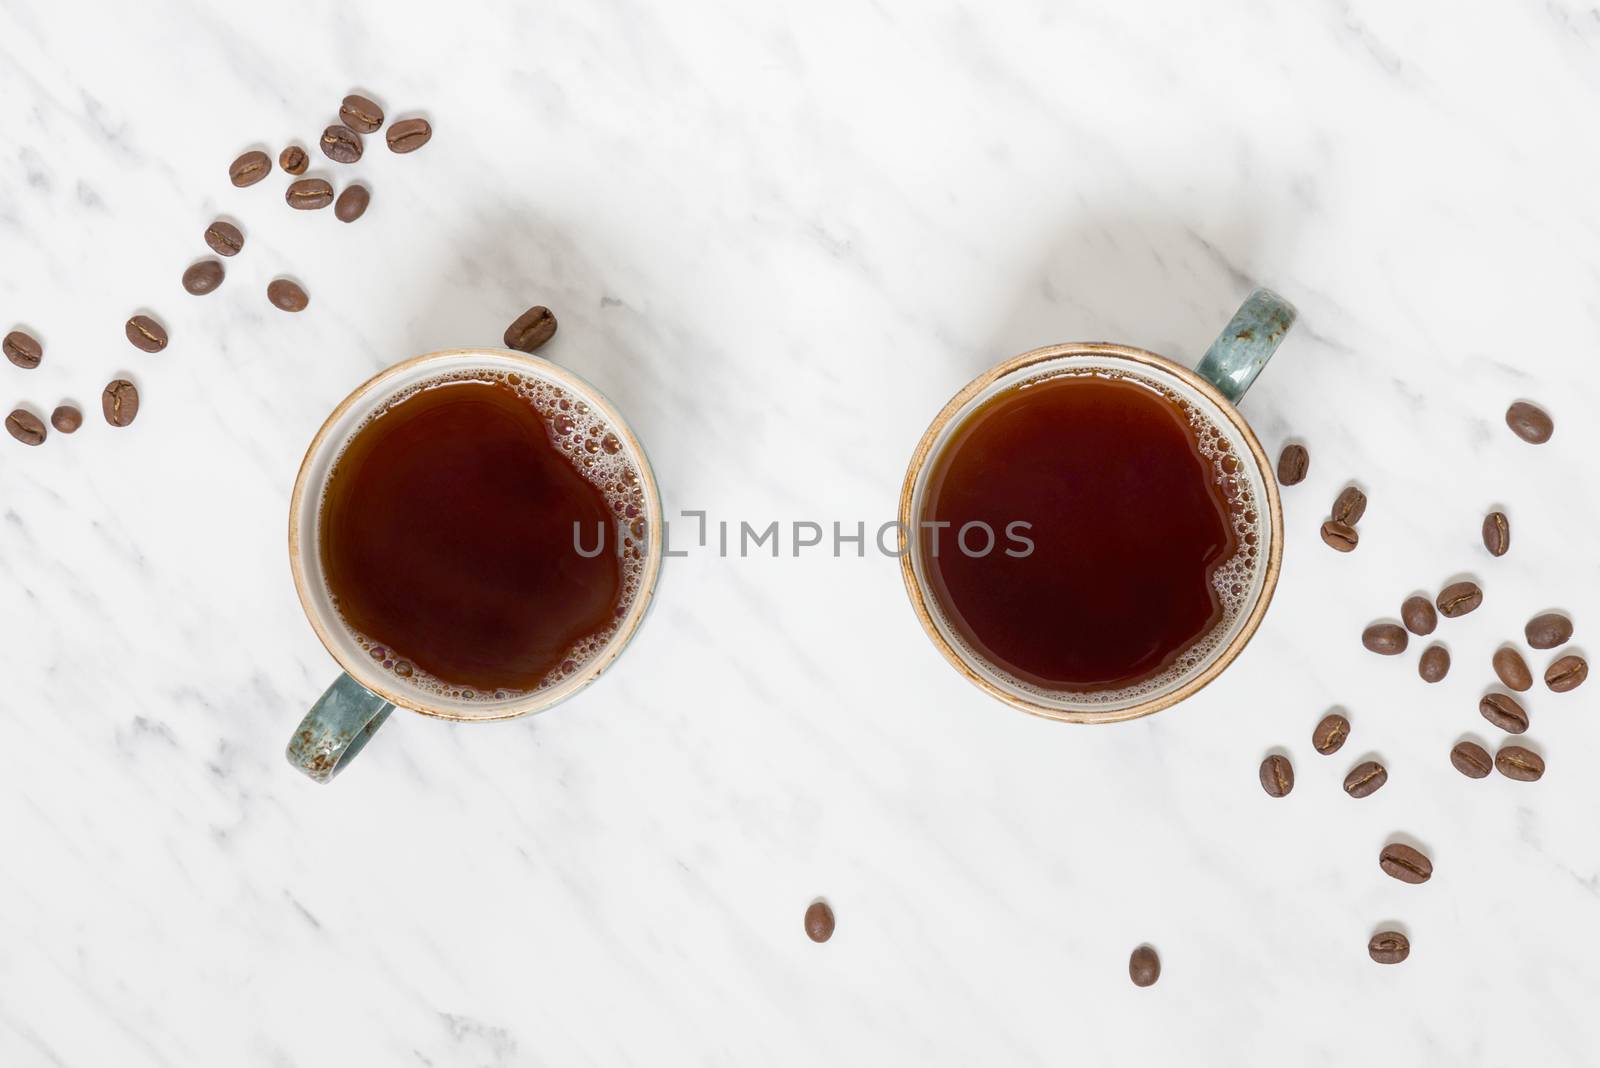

{"left": 897, "top": 341, "right": 1284, "bottom": 724}
{"left": 287, "top": 348, "right": 664, "bottom": 723}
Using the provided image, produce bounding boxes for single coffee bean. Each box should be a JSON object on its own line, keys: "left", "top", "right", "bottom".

{"left": 267, "top": 279, "right": 309, "bottom": 313}
{"left": 124, "top": 314, "right": 168, "bottom": 353}
{"left": 1450, "top": 740, "right": 1493, "bottom": 778}
{"left": 1418, "top": 644, "right": 1451, "bottom": 683}
{"left": 1482, "top": 511, "right": 1510, "bottom": 557}
{"left": 1276, "top": 443, "right": 1308, "bottom": 485}
{"left": 1492, "top": 647, "right": 1532, "bottom": 691}
{"left": 505, "top": 306, "right": 558, "bottom": 353}
{"left": 1368, "top": 931, "right": 1410, "bottom": 965}
{"left": 1331, "top": 485, "right": 1367, "bottom": 526}
{"left": 1312, "top": 713, "right": 1350, "bottom": 755}
{"left": 334, "top": 183, "right": 370, "bottom": 223}
{"left": 3, "top": 329, "right": 42, "bottom": 369}
{"left": 279, "top": 145, "right": 309, "bottom": 175}
{"left": 101, "top": 379, "right": 139, "bottom": 427}
{"left": 1128, "top": 945, "right": 1160, "bottom": 987}
{"left": 804, "top": 901, "right": 834, "bottom": 943}
{"left": 1496, "top": 744, "right": 1545, "bottom": 782}
{"left": 1361, "top": 622, "right": 1408, "bottom": 656}
{"left": 50, "top": 404, "right": 81, "bottom": 433}
{"left": 1379, "top": 843, "right": 1432, "bottom": 884}
{"left": 340, "top": 93, "right": 384, "bottom": 134}
{"left": 204, "top": 219, "right": 244, "bottom": 257}
{"left": 1320, "top": 519, "right": 1358, "bottom": 553}
{"left": 1525, "top": 612, "right": 1573, "bottom": 650}
{"left": 1343, "top": 760, "right": 1388, "bottom": 798}
{"left": 1479, "top": 692, "right": 1529, "bottom": 734}
{"left": 286, "top": 178, "right": 335, "bottom": 210}
{"left": 1436, "top": 581, "right": 1482, "bottom": 618}
{"left": 1259, "top": 754, "right": 1294, "bottom": 797}
{"left": 1505, "top": 401, "right": 1553, "bottom": 444}
{"left": 320, "top": 124, "right": 363, "bottom": 164}
{"left": 1401, "top": 595, "right": 1437, "bottom": 636}
{"left": 386, "top": 117, "right": 432, "bottom": 153}
{"left": 228, "top": 149, "right": 272, "bottom": 187}
{"left": 5, "top": 409, "right": 45, "bottom": 446}
{"left": 1546, "top": 654, "right": 1588, "bottom": 693}
{"left": 182, "top": 259, "right": 225, "bottom": 295}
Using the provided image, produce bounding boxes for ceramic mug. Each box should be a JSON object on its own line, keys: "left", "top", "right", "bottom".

{"left": 898, "top": 287, "right": 1295, "bottom": 723}
{"left": 285, "top": 349, "right": 663, "bottom": 782}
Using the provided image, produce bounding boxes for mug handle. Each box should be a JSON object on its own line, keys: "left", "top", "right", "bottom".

{"left": 286, "top": 673, "right": 395, "bottom": 783}
{"left": 1193, "top": 287, "right": 1297, "bottom": 404}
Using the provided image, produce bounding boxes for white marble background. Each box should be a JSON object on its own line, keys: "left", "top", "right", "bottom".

{"left": 2, "top": 0, "right": 1598, "bottom": 1064}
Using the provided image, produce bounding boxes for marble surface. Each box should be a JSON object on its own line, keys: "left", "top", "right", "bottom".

{"left": 2, "top": 1, "right": 1598, "bottom": 1064}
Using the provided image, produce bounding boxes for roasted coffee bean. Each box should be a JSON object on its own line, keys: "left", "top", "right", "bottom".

{"left": 1546, "top": 654, "right": 1588, "bottom": 693}
{"left": 1479, "top": 692, "right": 1529, "bottom": 734}
{"left": 50, "top": 405, "right": 81, "bottom": 433}
{"left": 320, "top": 124, "right": 363, "bottom": 164}
{"left": 1332, "top": 485, "right": 1367, "bottom": 526}
{"left": 1343, "top": 760, "right": 1388, "bottom": 798}
{"left": 386, "top": 117, "right": 432, "bottom": 153}
{"left": 204, "top": 219, "right": 244, "bottom": 257}
{"left": 1312, "top": 713, "right": 1350, "bottom": 755}
{"left": 229, "top": 149, "right": 271, "bottom": 187}
{"left": 340, "top": 93, "right": 384, "bottom": 134}
{"left": 182, "top": 259, "right": 225, "bottom": 295}
{"left": 3, "top": 329, "right": 42, "bottom": 369}
{"left": 1259, "top": 754, "right": 1294, "bottom": 797}
{"left": 1436, "top": 581, "right": 1482, "bottom": 618}
{"left": 1128, "top": 945, "right": 1160, "bottom": 987}
{"left": 1368, "top": 931, "right": 1410, "bottom": 965}
{"left": 1525, "top": 612, "right": 1573, "bottom": 650}
{"left": 804, "top": 901, "right": 834, "bottom": 943}
{"left": 1505, "top": 401, "right": 1553, "bottom": 444}
{"left": 124, "top": 314, "right": 168, "bottom": 353}
{"left": 5, "top": 409, "right": 45, "bottom": 446}
{"left": 505, "top": 306, "right": 558, "bottom": 353}
{"left": 1482, "top": 511, "right": 1510, "bottom": 557}
{"left": 1418, "top": 644, "right": 1450, "bottom": 683}
{"left": 334, "top": 183, "right": 370, "bottom": 223}
{"left": 1362, "top": 622, "right": 1408, "bottom": 656}
{"left": 267, "top": 279, "right": 309, "bottom": 313}
{"left": 1496, "top": 745, "right": 1545, "bottom": 782}
{"left": 1492, "top": 647, "right": 1532, "bottom": 692}
{"left": 279, "top": 145, "right": 309, "bottom": 175}
{"left": 1379, "top": 843, "right": 1432, "bottom": 884}
{"left": 1321, "top": 519, "right": 1358, "bottom": 552}
{"left": 1401, "top": 595, "right": 1437, "bottom": 636}
{"left": 286, "top": 178, "right": 335, "bottom": 210}
{"left": 1450, "top": 740, "right": 1493, "bottom": 778}
{"left": 1276, "top": 443, "right": 1308, "bottom": 485}
{"left": 101, "top": 379, "right": 139, "bottom": 427}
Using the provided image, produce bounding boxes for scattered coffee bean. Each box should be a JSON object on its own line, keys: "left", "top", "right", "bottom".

{"left": 5, "top": 409, "right": 45, "bottom": 446}
{"left": 340, "top": 93, "right": 384, "bottom": 134}
{"left": 1418, "top": 644, "right": 1451, "bottom": 683}
{"left": 101, "top": 379, "right": 139, "bottom": 427}
{"left": 204, "top": 219, "right": 244, "bottom": 257}
{"left": 1436, "top": 581, "right": 1482, "bottom": 618}
{"left": 1259, "top": 754, "right": 1294, "bottom": 797}
{"left": 1379, "top": 843, "right": 1432, "bottom": 884}
{"left": 229, "top": 149, "right": 272, "bottom": 187}
{"left": 1401, "top": 595, "right": 1437, "bottom": 636}
{"left": 267, "top": 279, "right": 309, "bottom": 313}
{"left": 1368, "top": 931, "right": 1410, "bottom": 965}
{"left": 1312, "top": 713, "right": 1350, "bottom": 755}
{"left": 1482, "top": 511, "right": 1510, "bottom": 557}
{"left": 124, "top": 314, "right": 168, "bottom": 353}
{"left": 1492, "top": 647, "right": 1533, "bottom": 692}
{"left": 50, "top": 405, "right": 81, "bottom": 433}
{"left": 1496, "top": 744, "right": 1545, "bottom": 782}
{"left": 1479, "top": 692, "right": 1529, "bottom": 734}
{"left": 334, "top": 183, "right": 370, "bottom": 223}
{"left": 1128, "top": 945, "right": 1160, "bottom": 987}
{"left": 1545, "top": 654, "right": 1587, "bottom": 693}
{"left": 1361, "top": 622, "right": 1408, "bottom": 655}
{"left": 1505, "top": 401, "right": 1553, "bottom": 444}
{"left": 3, "top": 329, "right": 42, "bottom": 369}
{"left": 386, "top": 117, "right": 432, "bottom": 153}
{"left": 505, "top": 306, "right": 558, "bottom": 353}
{"left": 1277, "top": 443, "right": 1308, "bottom": 485}
{"left": 804, "top": 900, "right": 834, "bottom": 943}
{"left": 320, "top": 124, "right": 363, "bottom": 164}
{"left": 182, "top": 260, "right": 225, "bottom": 295}
{"left": 286, "top": 178, "right": 335, "bottom": 210}
{"left": 279, "top": 145, "right": 309, "bottom": 175}
{"left": 1450, "top": 740, "right": 1493, "bottom": 778}
{"left": 1321, "top": 519, "right": 1358, "bottom": 552}
{"left": 1331, "top": 485, "right": 1367, "bottom": 526}
{"left": 1525, "top": 612, "right": 1572, "bottom": 650}
{"left": 1343, "top": 760, "right": 1388, "bottom": 798}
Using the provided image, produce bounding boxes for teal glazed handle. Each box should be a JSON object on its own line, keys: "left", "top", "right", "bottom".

{"left": 1193, "top": 287, "right": 1297, "bottom": 404}
{"left": 286, "top": 673, "right": 395, "bottom": 783}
